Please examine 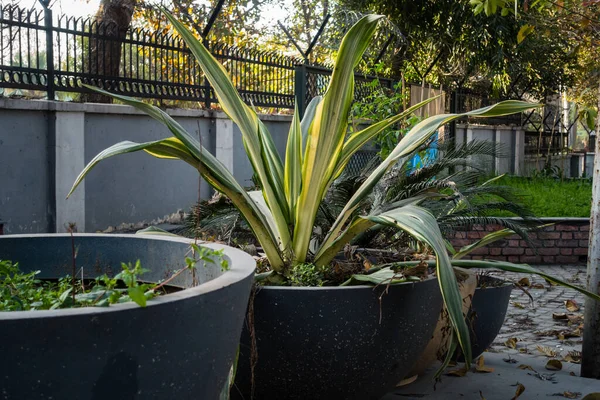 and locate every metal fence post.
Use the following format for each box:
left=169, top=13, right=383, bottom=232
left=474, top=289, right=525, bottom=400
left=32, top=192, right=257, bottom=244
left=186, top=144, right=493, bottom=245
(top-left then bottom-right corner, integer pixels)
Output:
left=449, top=89, right=459, bottom=141
left=43, top=6, right=55, bottom=101
left=294, top=64, right=307, bottom=118
left=203, top=38, right=212, bottom=109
